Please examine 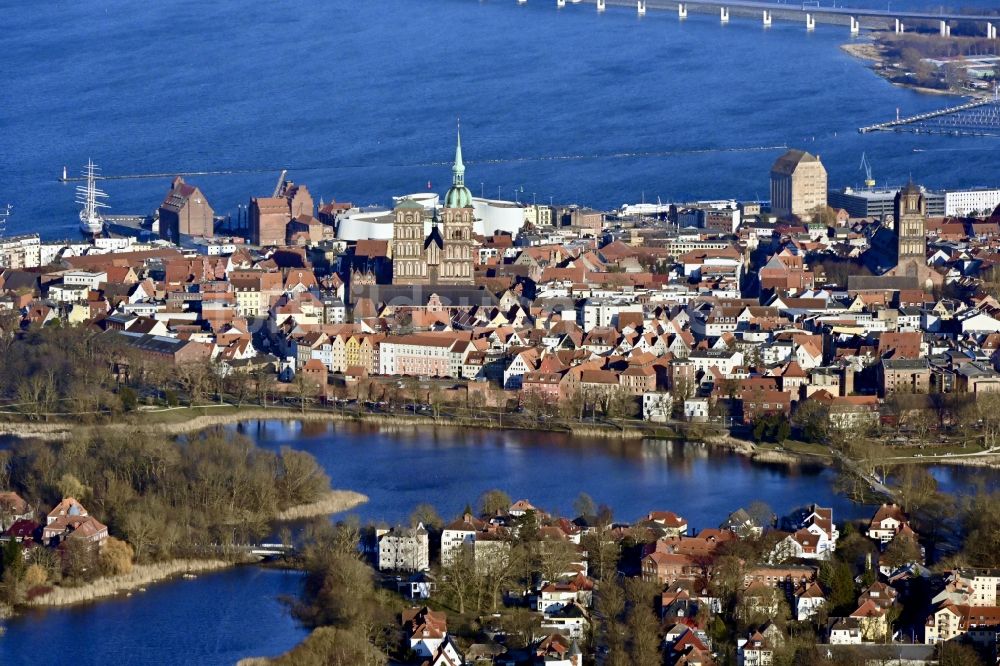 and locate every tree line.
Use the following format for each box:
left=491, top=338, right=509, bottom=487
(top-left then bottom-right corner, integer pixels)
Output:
left=0, top=429, right=330, bottom=603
